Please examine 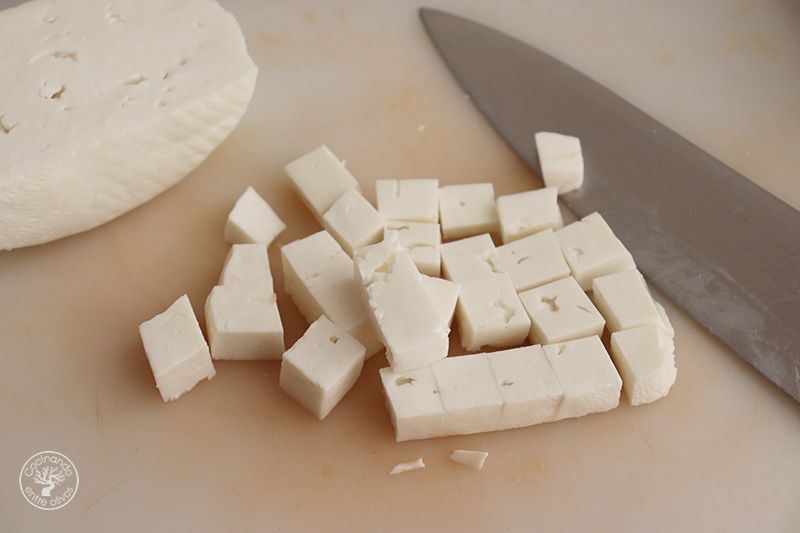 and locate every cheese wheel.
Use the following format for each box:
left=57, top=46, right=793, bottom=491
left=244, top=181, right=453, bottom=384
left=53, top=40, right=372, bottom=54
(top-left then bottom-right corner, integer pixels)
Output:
left=0, top=0, right=258, bottom=250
